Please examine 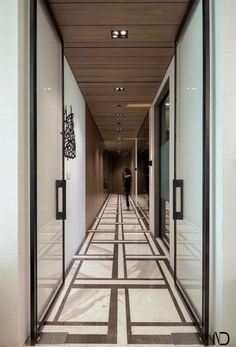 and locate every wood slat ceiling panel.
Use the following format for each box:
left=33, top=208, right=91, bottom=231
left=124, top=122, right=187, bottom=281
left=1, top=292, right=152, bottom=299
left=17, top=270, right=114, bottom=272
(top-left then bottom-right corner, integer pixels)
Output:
left=49, top=0, right=190, bottom=150
left=64, top=47, right=174, bottom=57
left=60, top=25, right=178, bottom=42
left=50, top=3, right=189, bottom=25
